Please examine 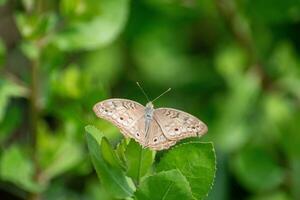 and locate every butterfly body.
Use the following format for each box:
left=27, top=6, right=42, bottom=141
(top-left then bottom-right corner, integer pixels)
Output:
left=144, top=102, right=154, bottom=145
left=93, top=98, right=207, bottom=151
